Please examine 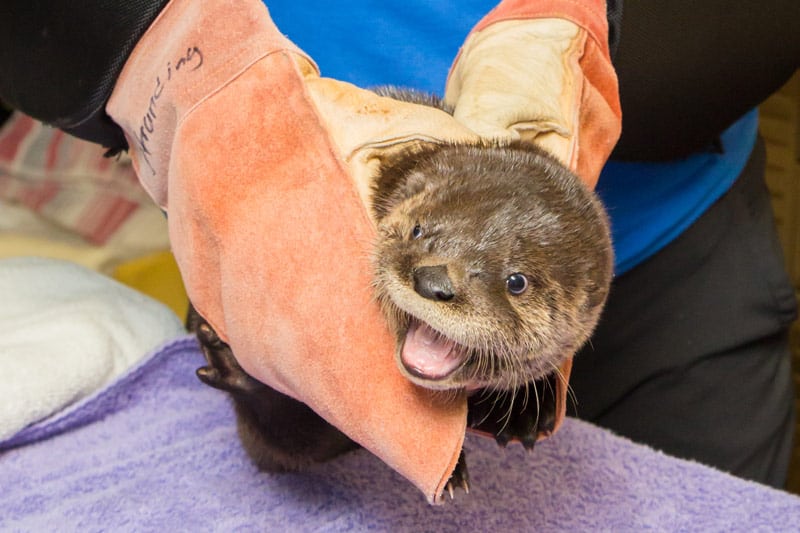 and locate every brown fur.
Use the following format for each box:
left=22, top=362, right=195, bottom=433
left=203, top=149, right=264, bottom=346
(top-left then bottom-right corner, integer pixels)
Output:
left=371, top=140, right=612, bottom=392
